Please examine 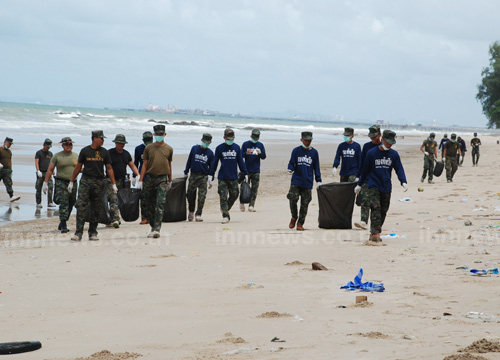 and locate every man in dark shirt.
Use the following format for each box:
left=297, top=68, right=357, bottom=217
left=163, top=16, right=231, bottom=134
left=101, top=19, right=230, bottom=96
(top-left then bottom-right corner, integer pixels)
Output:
left=470, top=132, right=481, bottom=166
left=438, top=134, right=449, bottom=158
left=420, top=132, right=438, bottom=184
left=35, top=138, right=55, bottom=209
left=69, top=130, right=117, bottom=241
left=107, top=134, right=140, bottom=228
left=0, top=137, right=20, bottom=202
left=443, top=133, right=462, bottom=183
left=458, top=136, right=467, bottom=166
left=133, top=131, right=153, bottom=224
left=240, top=129, right=266, bottom=212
